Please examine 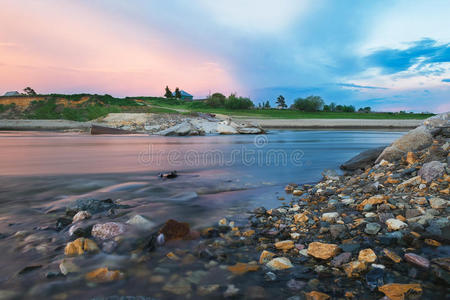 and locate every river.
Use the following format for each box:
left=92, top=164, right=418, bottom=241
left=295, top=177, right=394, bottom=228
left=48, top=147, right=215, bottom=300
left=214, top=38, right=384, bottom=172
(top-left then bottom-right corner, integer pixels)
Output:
left=0, top=130, right=404, bottom=299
